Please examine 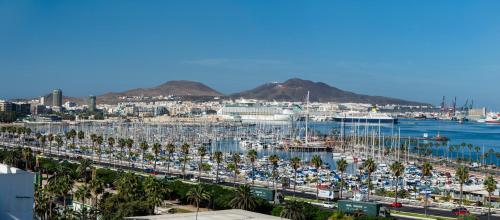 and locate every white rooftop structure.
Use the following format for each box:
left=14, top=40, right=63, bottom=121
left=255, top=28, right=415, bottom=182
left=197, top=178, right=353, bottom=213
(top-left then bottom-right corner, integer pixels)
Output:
left=0, top=163, right=35, bottom=220
left=126, top=209, right=286, bottom=220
